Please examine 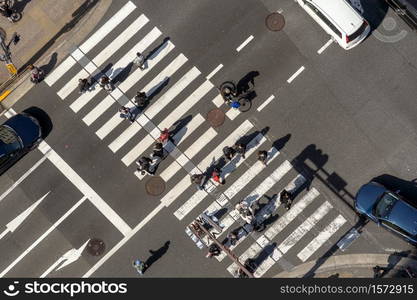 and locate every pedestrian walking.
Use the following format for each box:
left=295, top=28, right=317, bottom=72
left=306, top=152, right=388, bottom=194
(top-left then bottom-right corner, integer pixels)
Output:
left=235, top=201, right=254, bottom=224
left=223, top=146, right=236, bottom=161
left=136, top=156, right=152, bottom=175
left=280, top=189, right=293, bottom=210
left=257, top=150, right=268, bottom=166
left=190, top=173, right=205, bottom=190
left=211, top=167, right=225, bottom=185
left=29, top=65, right=44, bottom=83
left=235, top=143, right=246, bottom=158
left=158, top=128, right=172, bottom=144
left=98, top=75, right=112, bottom=91
left=152, top=142, right=164, bottom=158
left=132, top=259, right=148, bottom=275
left=134, top=91, right=148, bottom=108
left=119, top=106, right=135, bottom=123
left=133, top=52, right=146, bottom=70
left=78, top=78, right=91, bottom=93
left=227, top=231, right=238, bottom=246
left=206, top=243, right=221, bottom=258
left=148, top=152, right=162, bottom=175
